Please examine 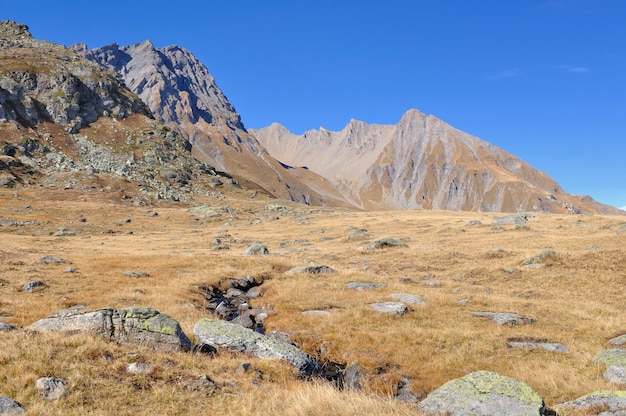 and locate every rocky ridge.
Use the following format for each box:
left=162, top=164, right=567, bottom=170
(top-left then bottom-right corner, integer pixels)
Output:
left=78, top=40, right=348, bottom=207
left=251, top=112, right=623, bottom=214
